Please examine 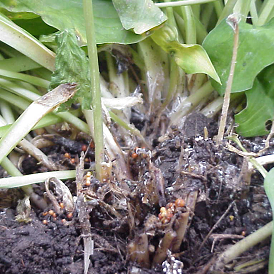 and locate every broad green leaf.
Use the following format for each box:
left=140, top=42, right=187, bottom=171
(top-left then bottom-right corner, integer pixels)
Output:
left=50, top=29, right=91, bottom=110
left=112, top=0, right=167, bottom=34
left=151, top=25, right=220, bottom=83
left=235, top=65, right=274, bottom=137
left=14, top=17, right=57, bottom=37
left=203, top=17, right=274, bottom=95
left=0, top=0, right=144, bottom=45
